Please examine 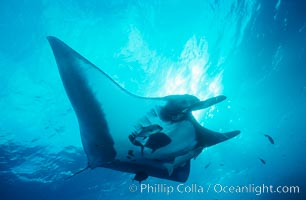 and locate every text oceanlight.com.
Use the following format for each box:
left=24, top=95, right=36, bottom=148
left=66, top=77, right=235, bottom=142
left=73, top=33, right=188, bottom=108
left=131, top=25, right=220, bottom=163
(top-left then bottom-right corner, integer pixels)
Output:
left=129, top=183, right=300, bottom=196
